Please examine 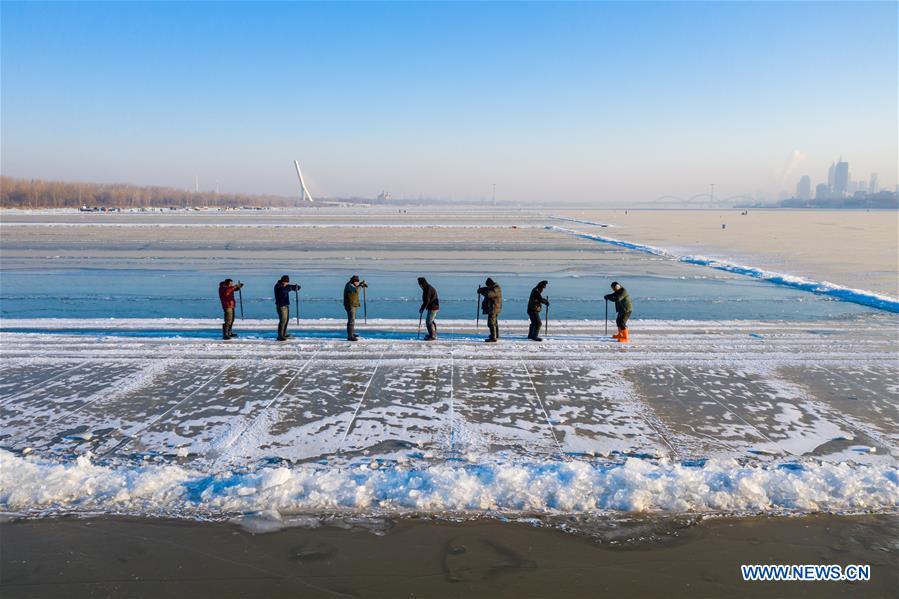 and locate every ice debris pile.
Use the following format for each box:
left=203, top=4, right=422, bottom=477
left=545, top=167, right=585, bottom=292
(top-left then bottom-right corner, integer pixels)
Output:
left=1, top=450, right=896, bottom=519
